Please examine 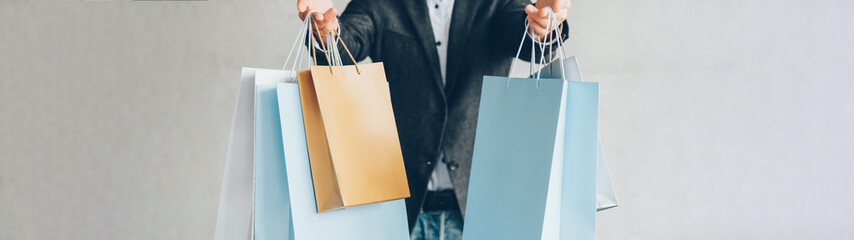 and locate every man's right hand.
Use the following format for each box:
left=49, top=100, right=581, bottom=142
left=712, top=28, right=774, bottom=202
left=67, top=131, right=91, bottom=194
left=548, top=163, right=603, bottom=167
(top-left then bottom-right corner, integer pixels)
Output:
left=297, top=0, right=339, bottom=44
